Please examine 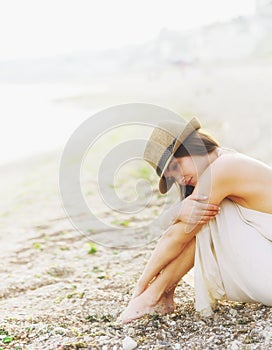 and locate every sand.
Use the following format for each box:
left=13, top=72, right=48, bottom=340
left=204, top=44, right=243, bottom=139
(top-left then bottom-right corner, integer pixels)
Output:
left=0, top=62, right=271, bottom=349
